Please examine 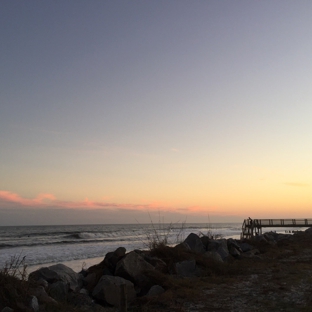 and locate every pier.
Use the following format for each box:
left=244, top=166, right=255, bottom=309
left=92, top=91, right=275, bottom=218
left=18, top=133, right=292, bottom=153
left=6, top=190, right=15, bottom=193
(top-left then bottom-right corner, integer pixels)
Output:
left=241, top=218, right=312, bottom=239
